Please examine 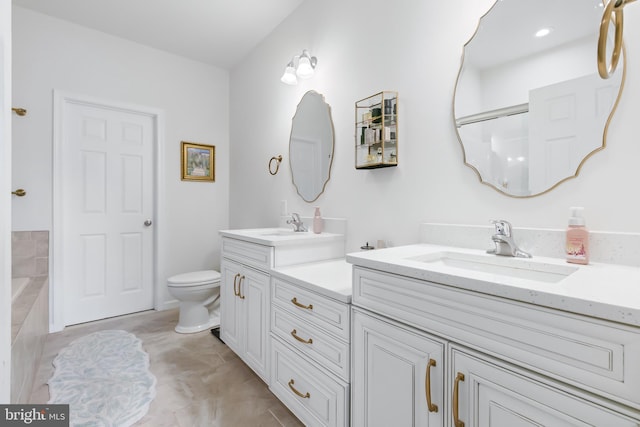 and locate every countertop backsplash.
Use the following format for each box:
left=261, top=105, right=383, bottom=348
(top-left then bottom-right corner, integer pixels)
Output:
left=419, top=223, right=640, bottom=268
